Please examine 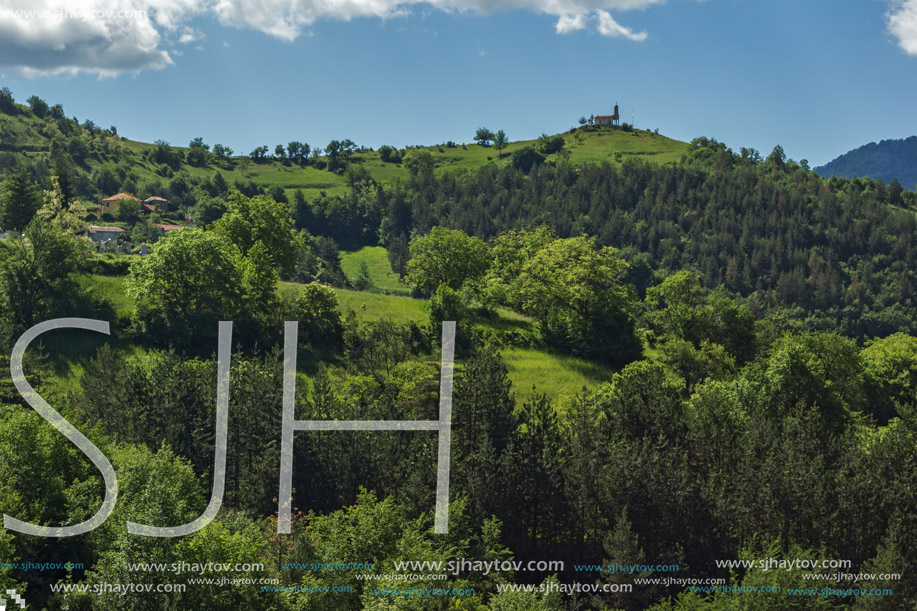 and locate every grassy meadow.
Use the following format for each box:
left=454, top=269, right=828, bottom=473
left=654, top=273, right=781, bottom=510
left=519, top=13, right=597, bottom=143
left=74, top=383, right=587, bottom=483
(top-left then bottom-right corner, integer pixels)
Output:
left=339, top=246, right=410, bottom=295
left=41, top=273, right=617, bottom=407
